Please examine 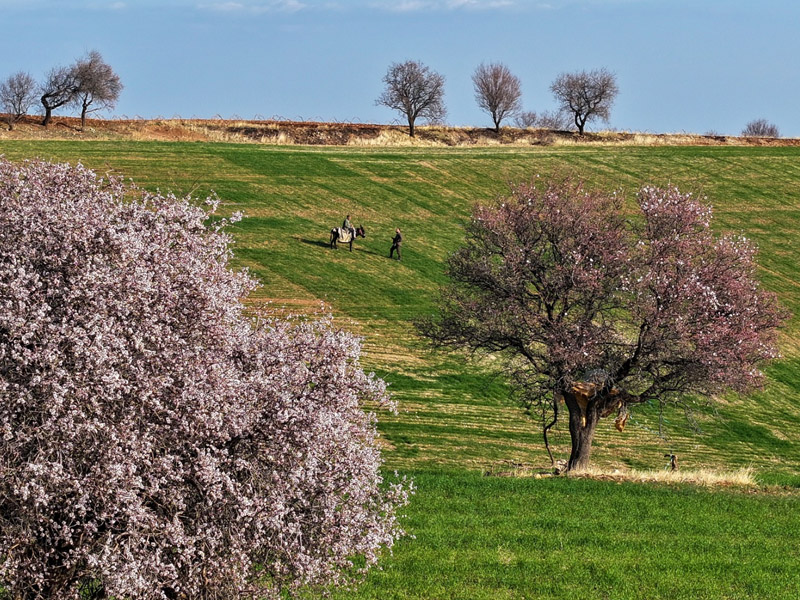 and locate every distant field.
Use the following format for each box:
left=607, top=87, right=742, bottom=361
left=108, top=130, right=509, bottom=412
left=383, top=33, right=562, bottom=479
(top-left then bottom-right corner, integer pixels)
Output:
left=2, top=140, right=799, bottom=597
